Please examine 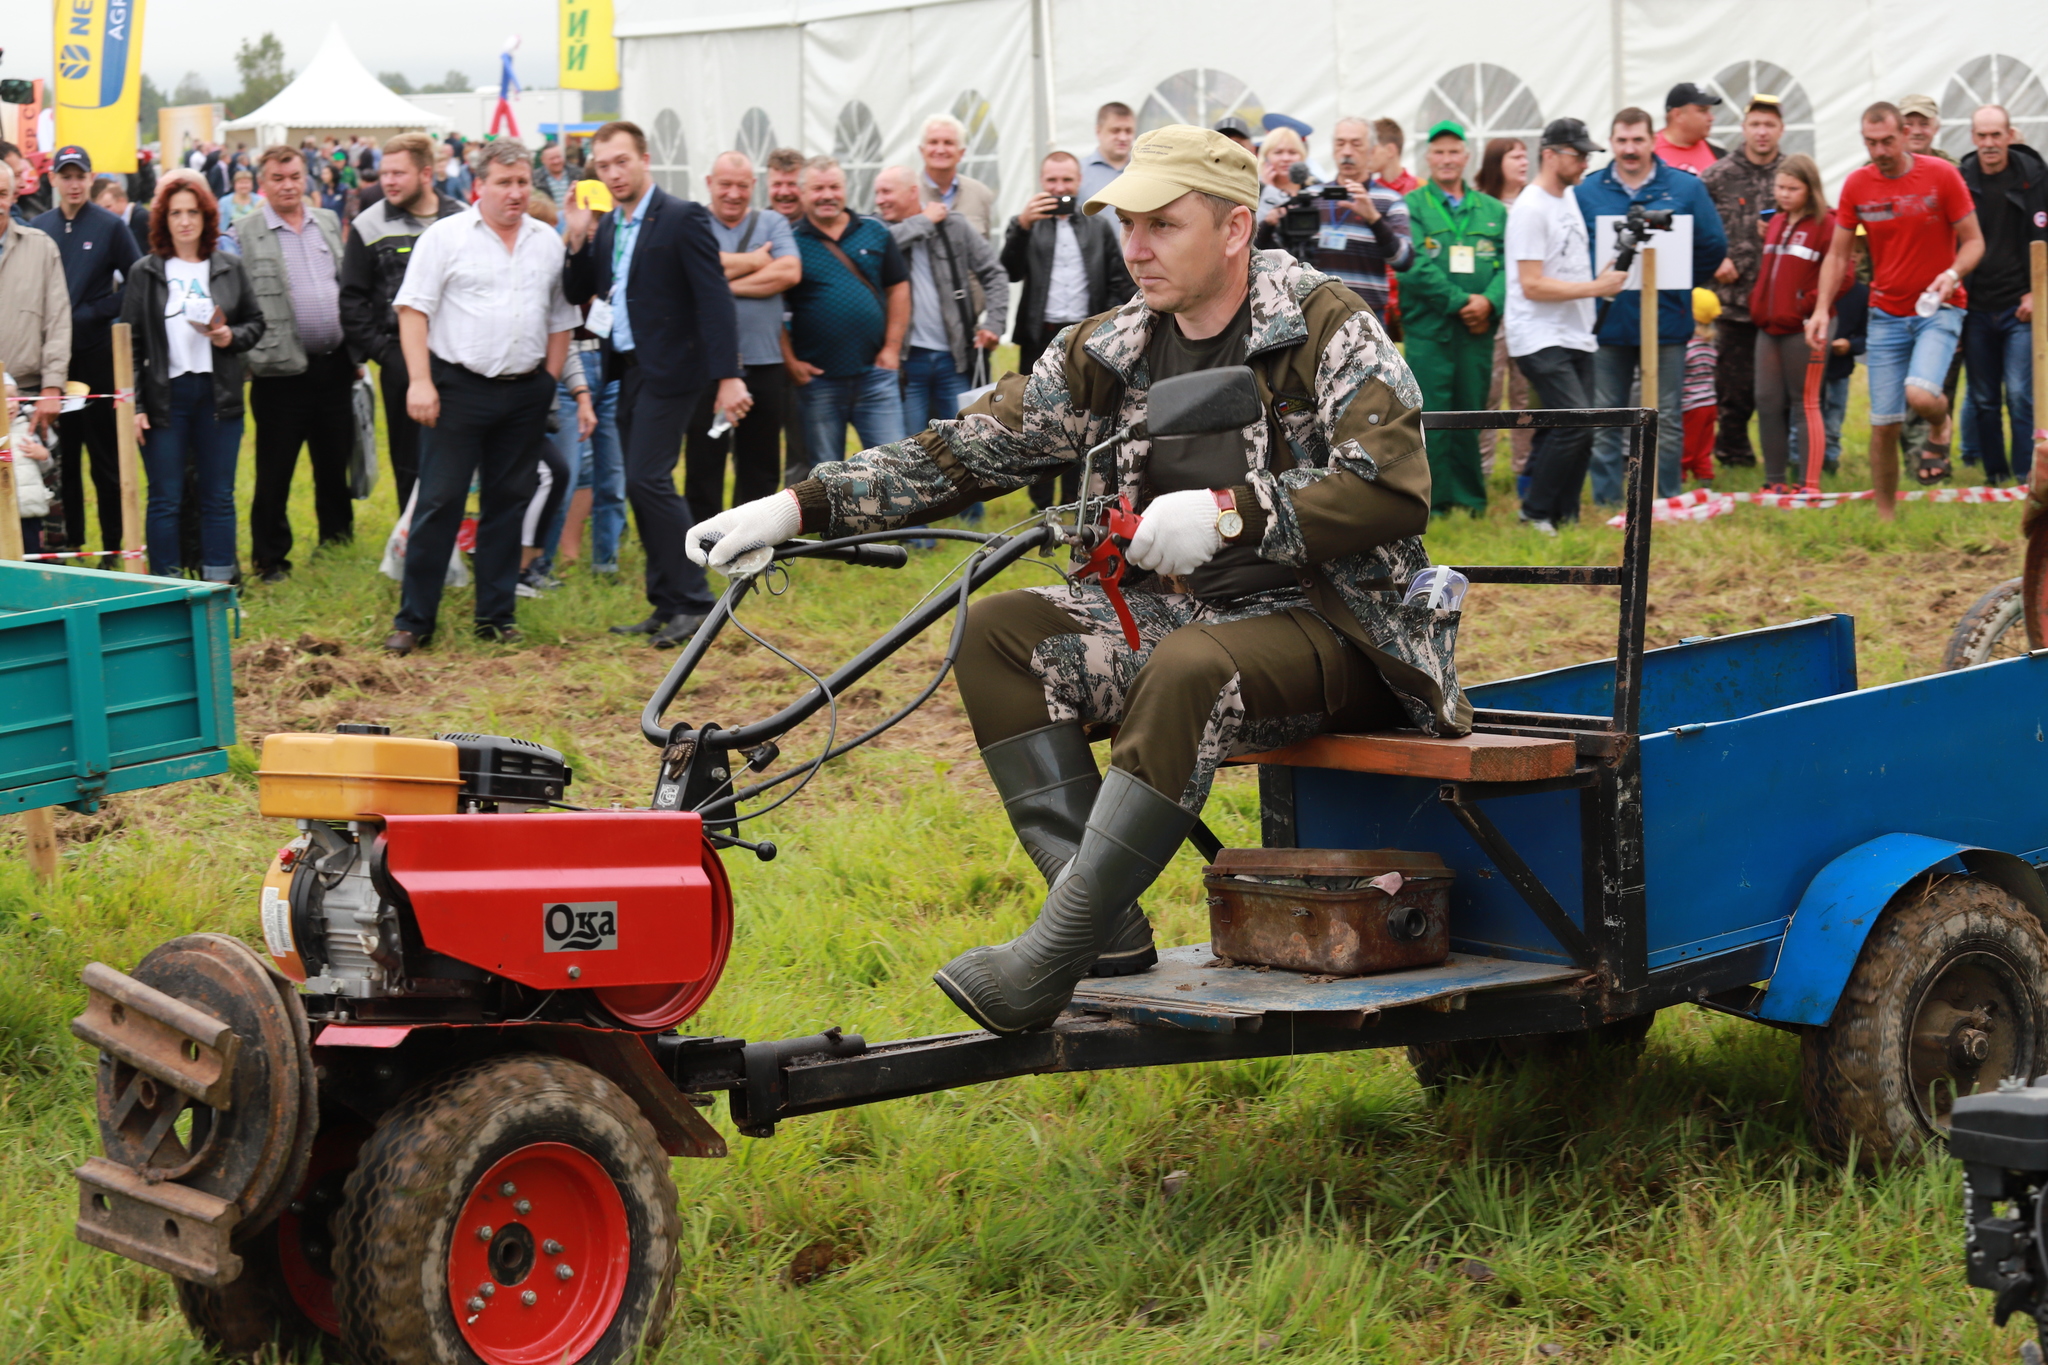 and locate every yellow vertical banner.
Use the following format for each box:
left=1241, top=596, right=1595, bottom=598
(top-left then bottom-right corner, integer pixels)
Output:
left=559, top=0, right=618, bottom=92
left=52, top=0, right=147, bottom=173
